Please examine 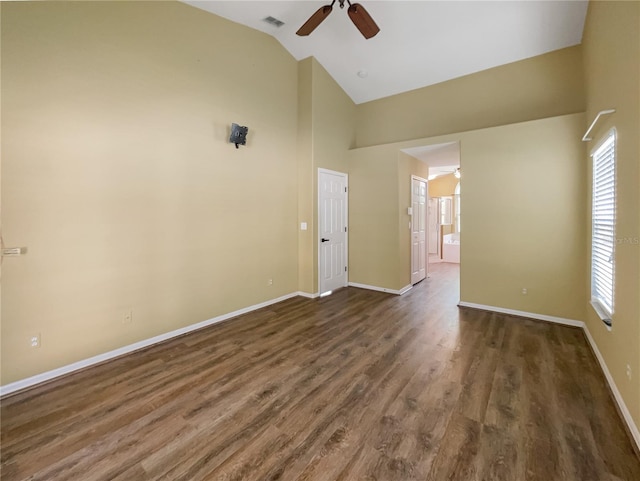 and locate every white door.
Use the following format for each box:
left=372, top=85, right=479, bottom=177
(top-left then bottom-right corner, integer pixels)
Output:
left=428, top=197, right=439, bottom=255
left=318, top=169, right=348, bottom=295
left=411, top=177, right=427, bottom=284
